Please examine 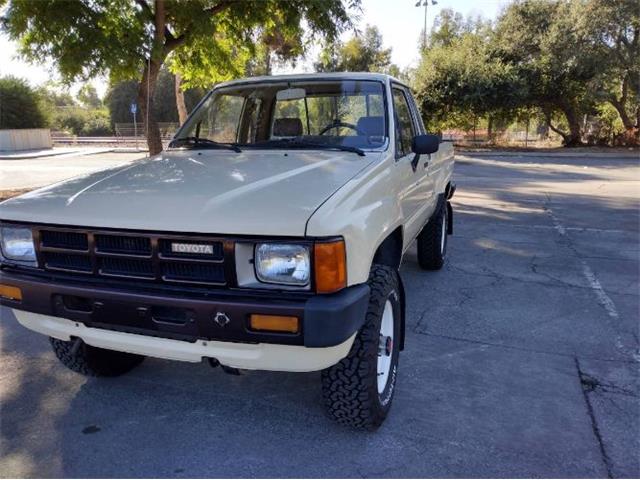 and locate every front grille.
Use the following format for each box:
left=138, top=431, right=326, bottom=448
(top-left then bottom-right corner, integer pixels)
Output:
left=99, top=257, right=155, bottom=278
left=43, top=251, right=92, bottom=272
left=35, top=227, right=228, bottom=286
left=158, top=239, right=223, bottom=260
left=41, top=230, right=88, bottom=250
left=162, top=262, right=225, bottom=284
left=96, top=235, right=151, bottom=256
